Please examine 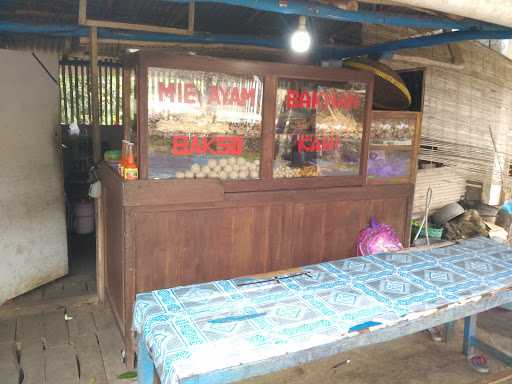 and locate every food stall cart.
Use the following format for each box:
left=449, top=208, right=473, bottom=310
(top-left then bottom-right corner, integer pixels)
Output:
left=98, top=52, right=422, bottom=354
